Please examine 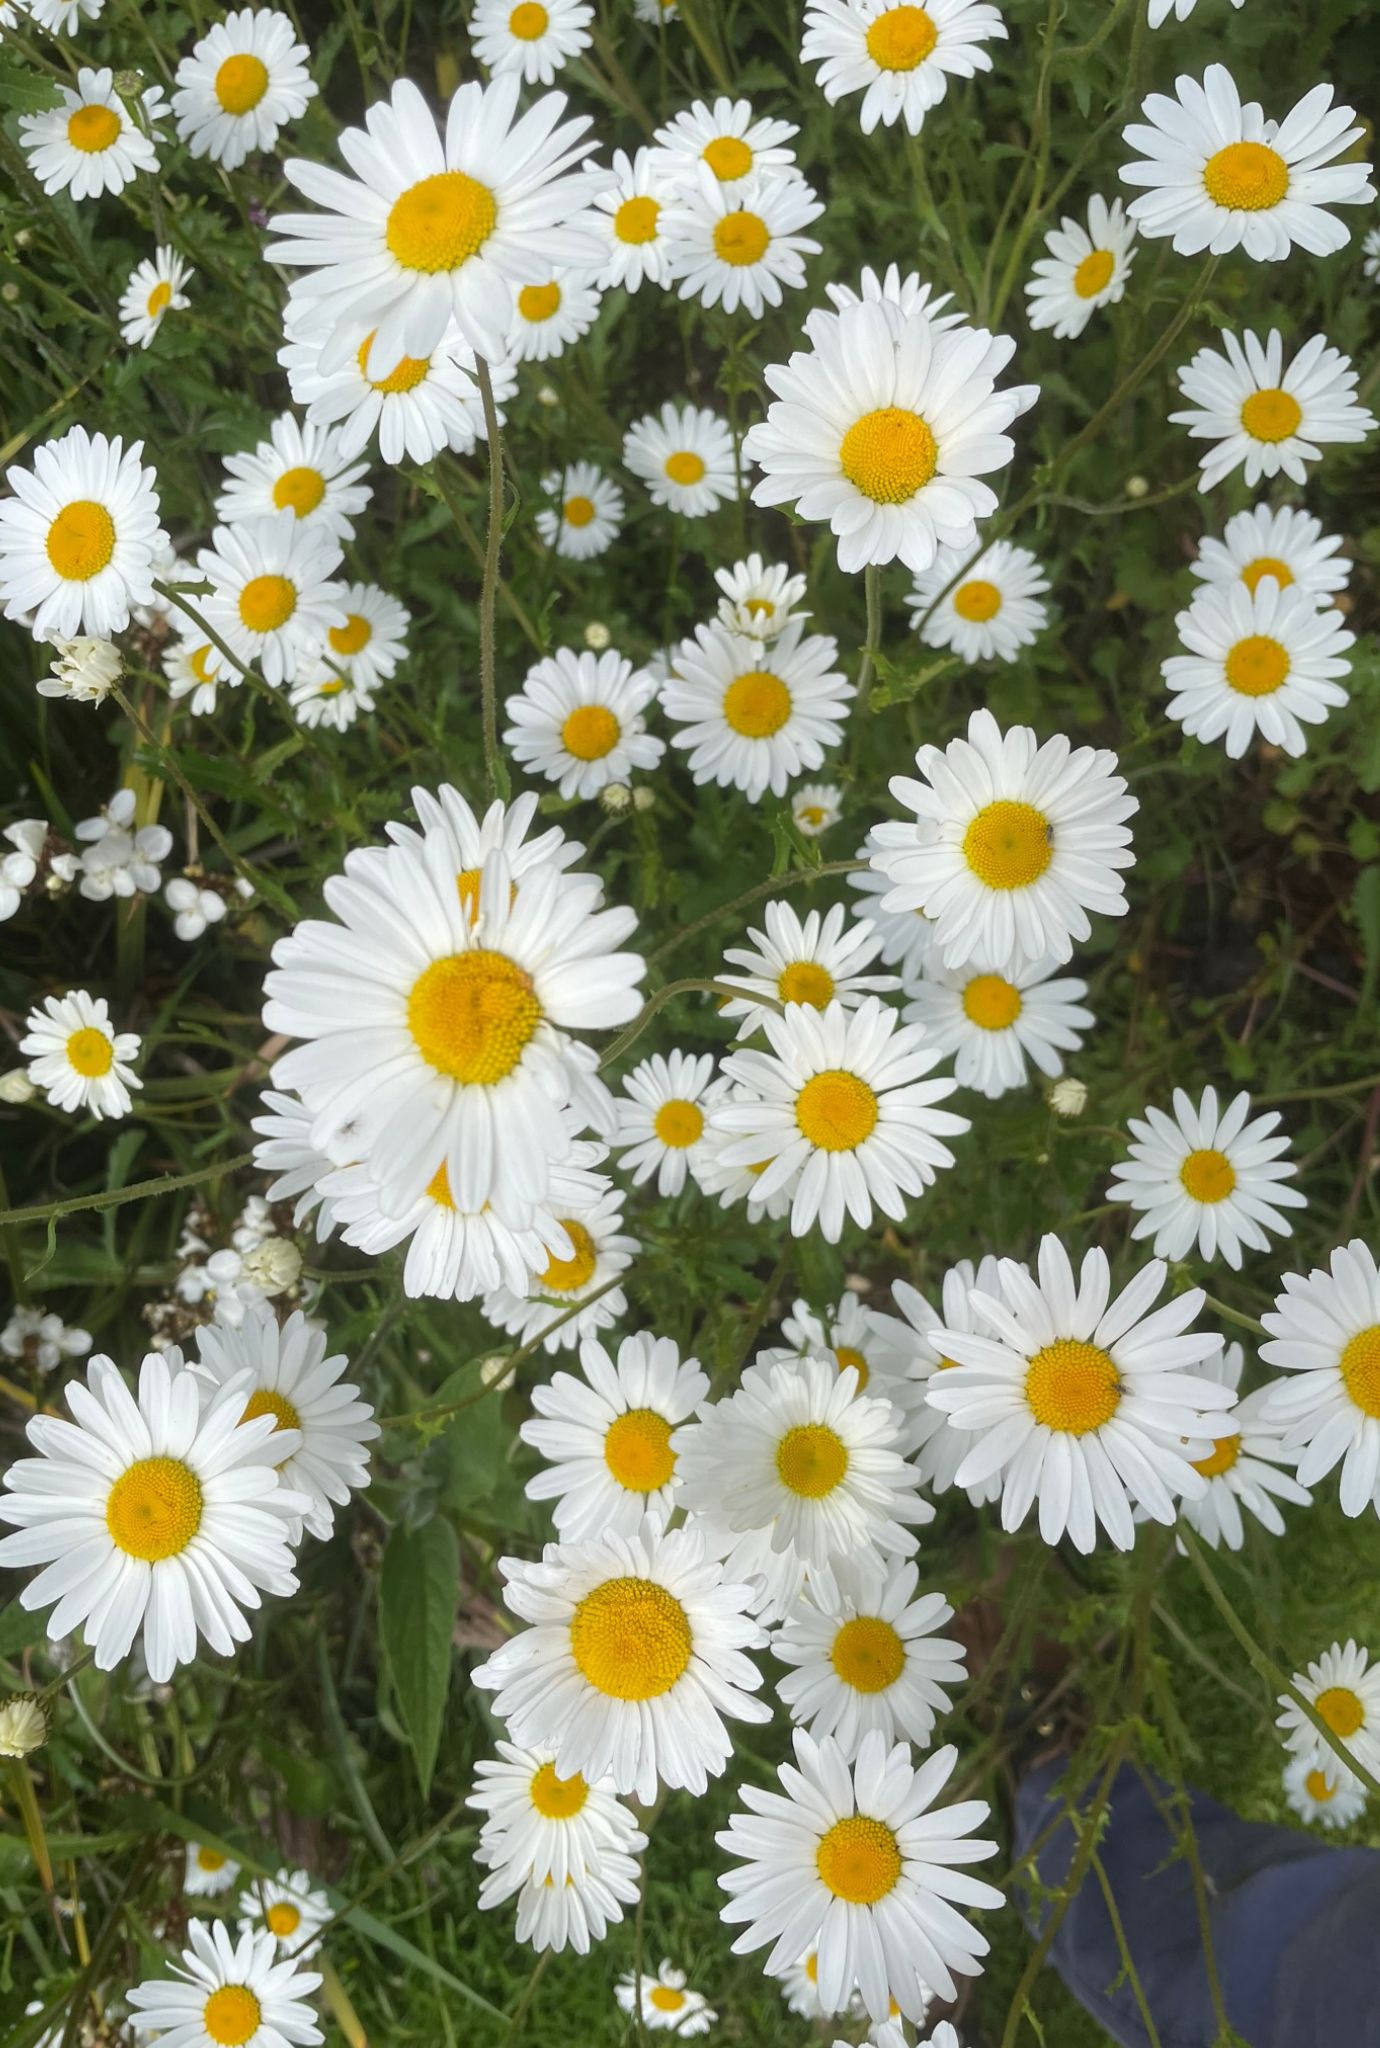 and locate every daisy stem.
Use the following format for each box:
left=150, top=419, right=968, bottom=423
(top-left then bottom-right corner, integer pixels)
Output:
left=854, top=561, right=883, bottom=729
left=7, top=1761, right=54, bottom=1896
left=112, top=0, right=176, bottom=85
left=430, top=463, right=542, bottom=651
left=475, top=357, right=509, bottom=807
left=1202, top=1294, right=1267, bottom=1339
left=584, top=32, right=655, bottom=135
left=1088, top=1848, right=1164, bottom=2048
left=596, top=977, right=782, bottom=1072
left=675, top=0, right=734, bottom=94
left=0, top=1151, right=253, bottom=1233
left=646, top=859, right=866, bottom=967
